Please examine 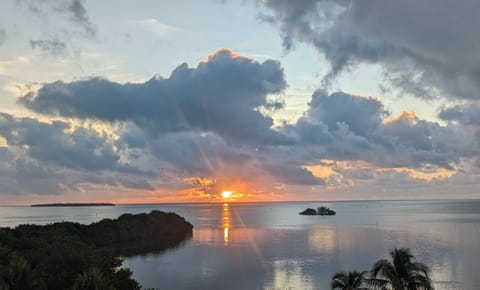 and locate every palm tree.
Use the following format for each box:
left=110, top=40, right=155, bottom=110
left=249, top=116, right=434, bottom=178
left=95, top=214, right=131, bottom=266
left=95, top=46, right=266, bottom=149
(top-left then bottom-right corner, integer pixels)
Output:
left=369, top=248, right=433, bottom=290
left=331, top=270, right=369, bottom=290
